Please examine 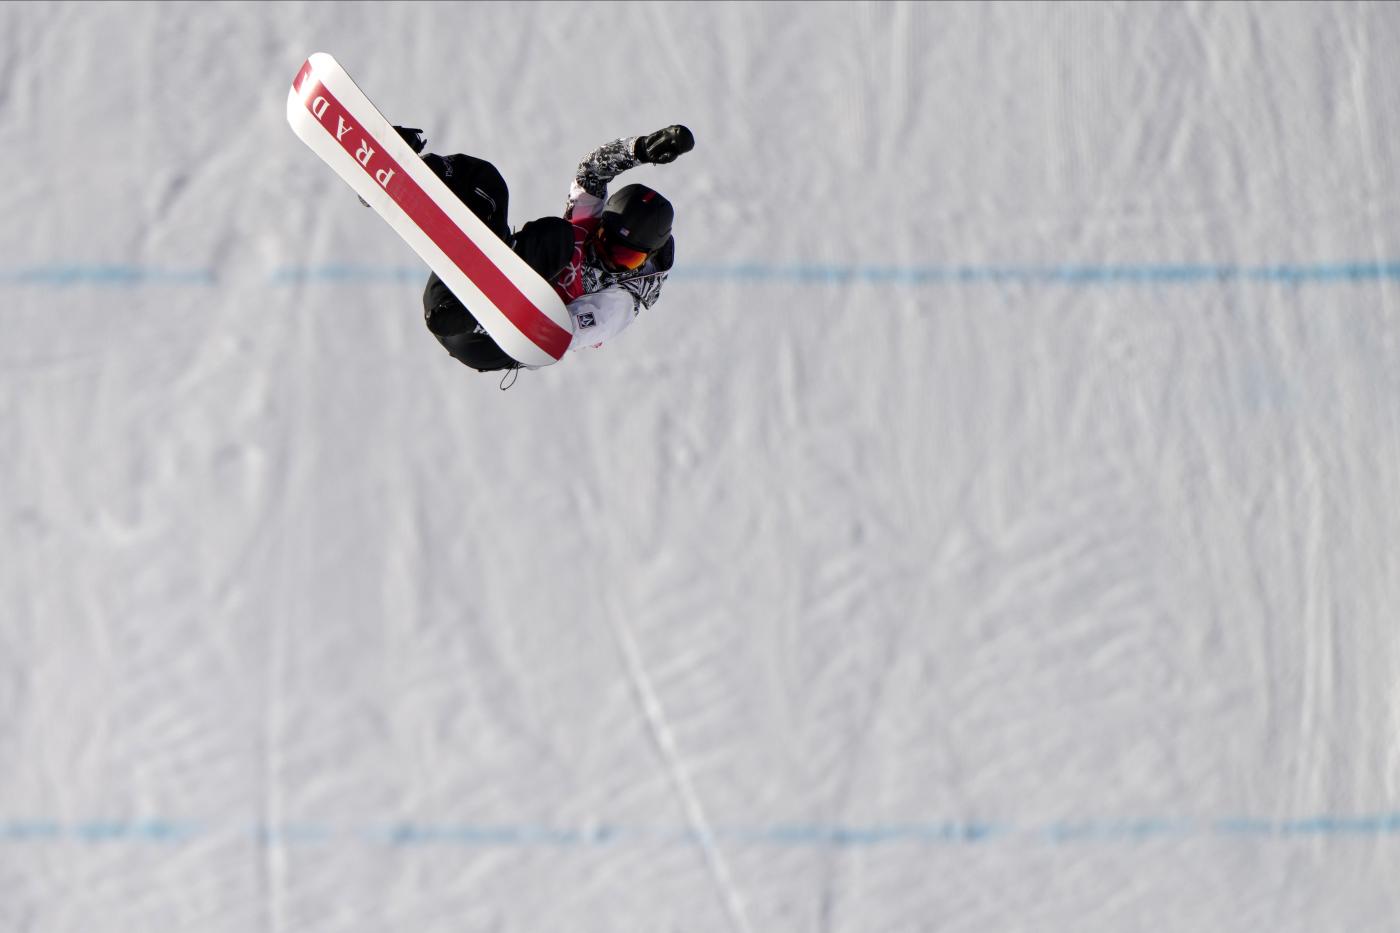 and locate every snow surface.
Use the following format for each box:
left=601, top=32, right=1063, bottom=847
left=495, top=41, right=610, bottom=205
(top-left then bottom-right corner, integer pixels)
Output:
left=3, top=1, right=1400, bottom=930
